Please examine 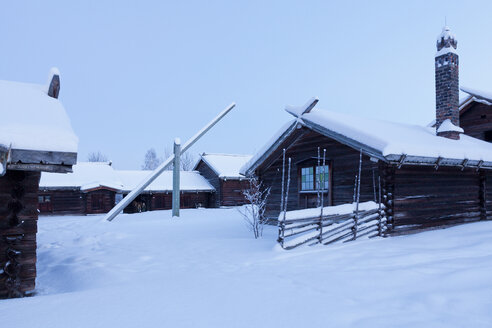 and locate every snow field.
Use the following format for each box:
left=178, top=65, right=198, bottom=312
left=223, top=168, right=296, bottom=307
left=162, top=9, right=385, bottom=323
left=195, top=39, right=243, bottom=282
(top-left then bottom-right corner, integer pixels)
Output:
left=1, top=208, right=492, bottom=327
